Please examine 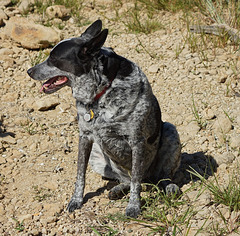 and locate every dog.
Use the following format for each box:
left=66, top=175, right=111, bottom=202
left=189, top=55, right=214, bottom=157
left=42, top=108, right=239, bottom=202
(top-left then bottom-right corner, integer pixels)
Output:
left=27, top=20, right=181, bottom=218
